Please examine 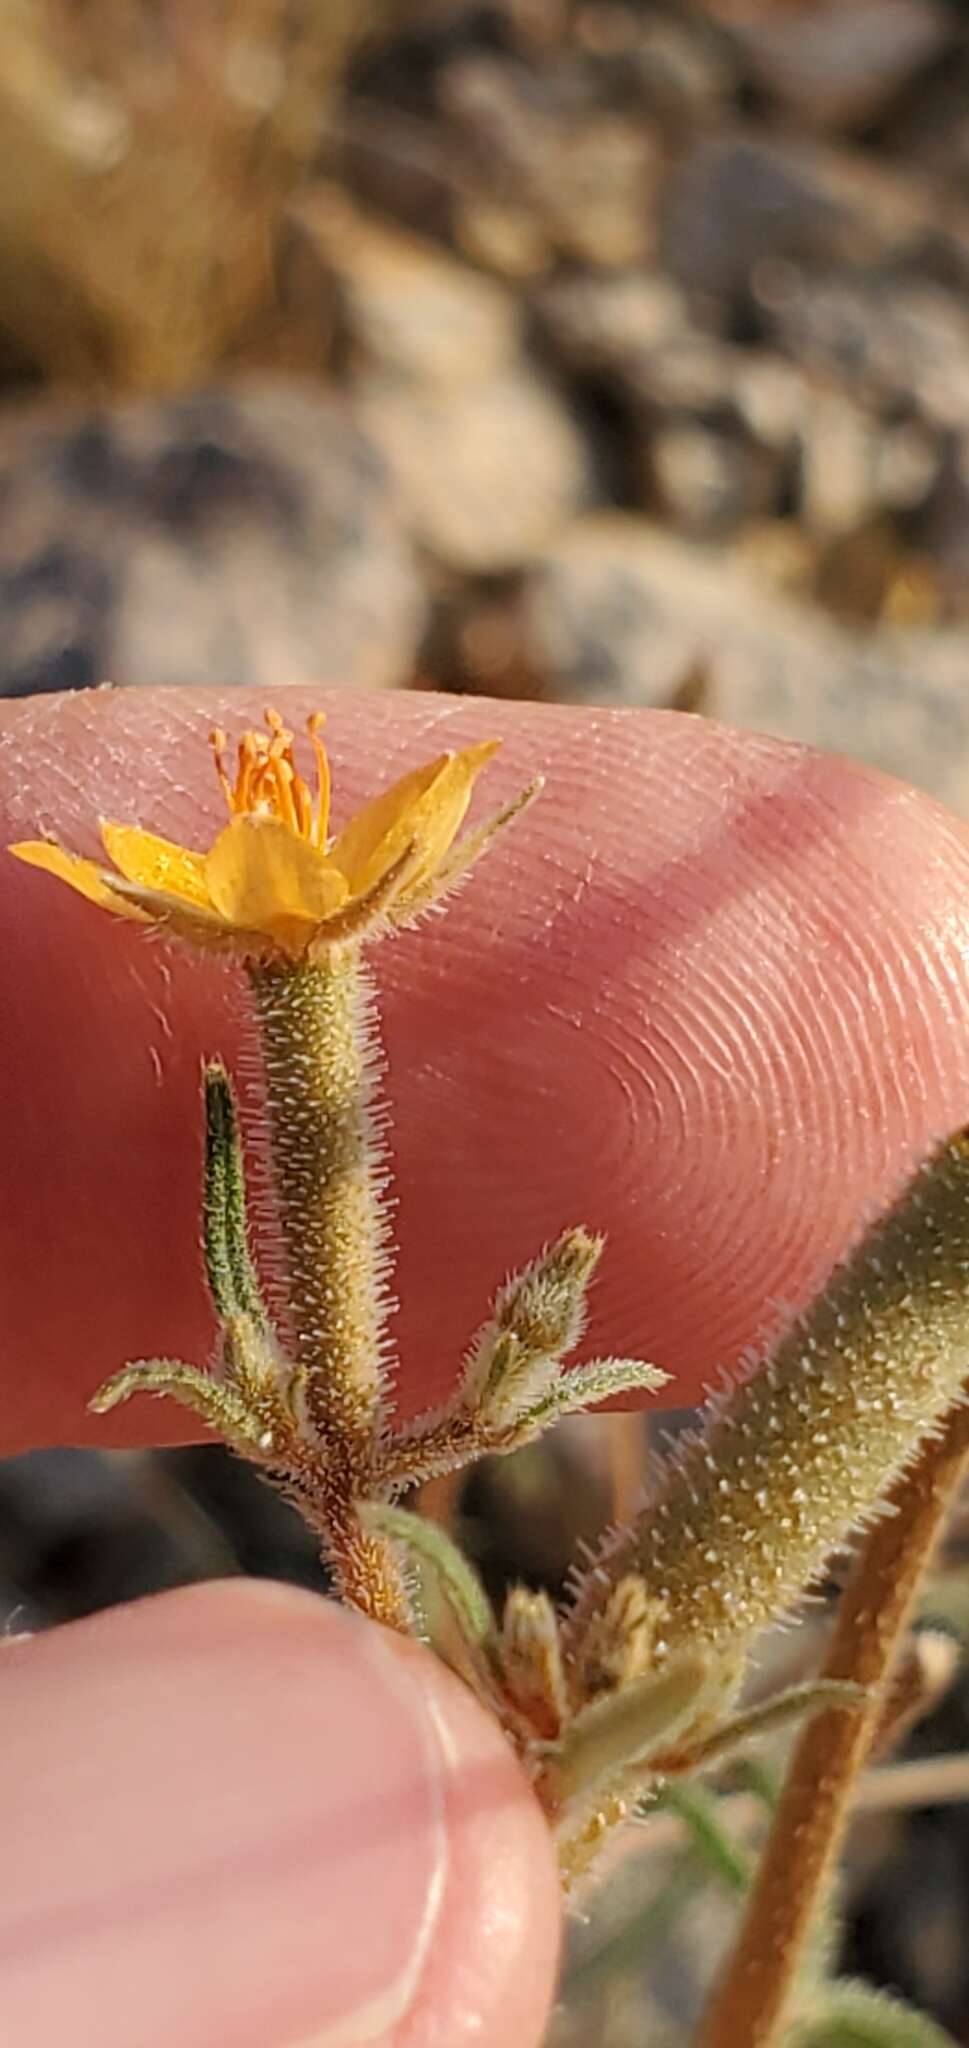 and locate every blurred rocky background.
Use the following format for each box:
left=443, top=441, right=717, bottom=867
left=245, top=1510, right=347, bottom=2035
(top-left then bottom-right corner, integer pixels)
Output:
left=4, top=3, right=969, bottom=2043
left=5, top=0, right=969, bottom=804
